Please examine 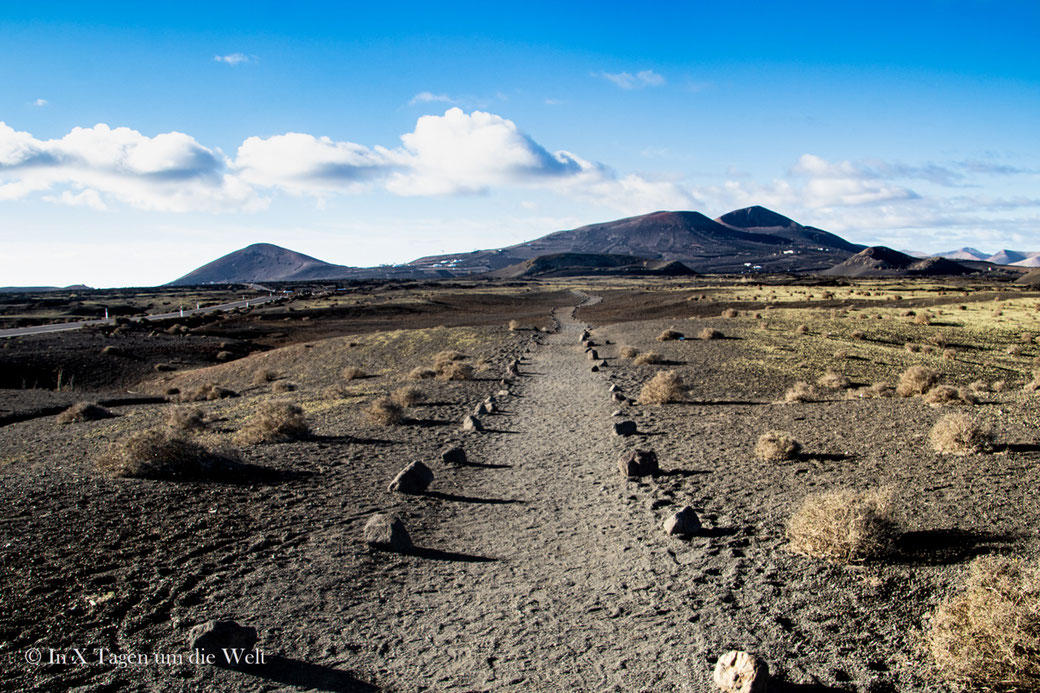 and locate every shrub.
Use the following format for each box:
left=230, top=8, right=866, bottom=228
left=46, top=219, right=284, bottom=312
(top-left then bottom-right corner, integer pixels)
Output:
left=721, top=308, right=739, bottom=318
left=56, top=402, right=113, bottom=424
left=896, top=365, right=940, bottom=397
left=390, top=386, right=423, bottom=407
left=167, top=407, right=207, bottom=432
left=637, top=371, right=686, bottom=405
left=787, top=488, right=899, bottom=564
left=905, top=343, right=921, bottom=353
left=1024, top=372, right=1040, bottom=392
left=833, top=350, right=848, bottom=360
left=508, top=319, right=521, bottom=331
left=817, top=369, right=851, bottom=390
left=633, top=351, right=664, bottom=365
left=341, top=366, right=366, bottom=380
left=363, top=396, right=404, bottom=425
left=619, top=345, right=640, bottom=359
left=930, top=413, right=994, bottom=455
left=754, top=431, right=801, bottom=461
left=1007, top=345, right=1024, bottom=356
left=942, top=348, right=956, bottom=360
left=177, top=384, right=237, bottom=402
left=923, top=385, right=977, bottom=407
left=698, top=328, right=723, bottom=340
left=436, top=361, right=474, bottom=381
left=233, top=401, right=309, bottom=445
left=928, top=555, right=1040, bottom=690
left=783, top=381, right=814, bottom=403
left=914, top=312, right=933, bottom=325
left=252, top=369, right=277, bottom=385
left=657, top=329, right=683, bottom=341
left=794, top=324, right=809, bottom=335
left=215, top=350, right=234, bottom=362
left=97, top=429, right=235, bottom=479
left=861, top=381, right=894, bottom=398
left=993, top=380, right=1008, bottom=392
left=969, top=379, right=991, bottom=393
left=408, top=366, right=437, bottom=380
left=433, top=350, right=468, bottom=366
left=272, top=381, right=295, bottom=393
left=850, top=330, right=866, bottom=340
